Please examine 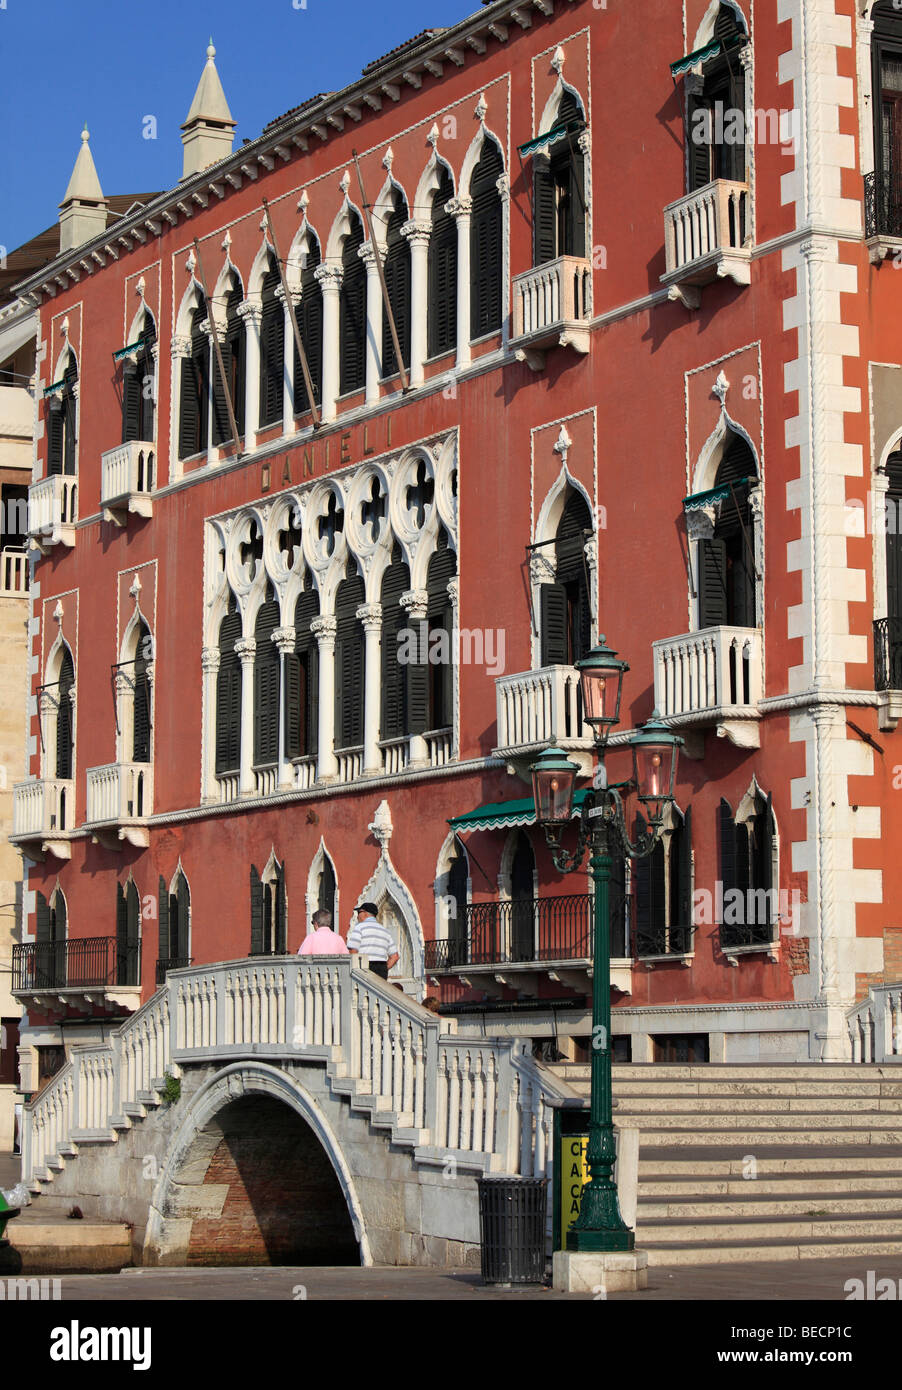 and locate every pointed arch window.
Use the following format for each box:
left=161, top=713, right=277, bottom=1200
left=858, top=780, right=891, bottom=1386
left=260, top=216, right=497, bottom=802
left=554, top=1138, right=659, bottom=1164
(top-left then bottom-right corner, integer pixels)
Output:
left=56, top=646, right=75, bottom=781
left=179, top=299, right=209, bottom=460
left=285, top=579, right=320, bottom=761
left=509, top=831, right=536, bottom=962
left=340, top=211, right=366, bottom=395
left=253, top=585, right=281, bottom=769
left=540, top=490, right=593, bottom=667
left=157, top=870, right=191, bottom=983
left=695, top=430, right=758, bottom=630
left=446, top=842, right=469, bottom=967
left=215, top=594, right=241, bottom=776
left=470, top=138, right=504, bottom=339
left=719, top=792, right=776, bottom=949
left=122, top=311, right=156, bottom=444
left=382, top=189, right=412, bottom=378
left=259, top=255, right=285, bottom=428
left=428, top=168, right=457, bottom=358
left=116, top=879, right=141, bottom=986
left=47, top=352, right=78, bottom=477
left=317, top=852, right=336, bottom=920
left=534, top=89, right=586, bottom=265
left=427, top=530, right=456, bottom=732
left=35, top=887, right=67, bottom=988
left=687, top=4, right=748, bottom=192
left=250, top=857, right=286, bottom=956
left=293, top=237, right=323, bottom=416
left=634, top=806, right=693, bottom=957
left=213, top=276, right=245, bottom=445
left=335, top=560, right=365, bottom=750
